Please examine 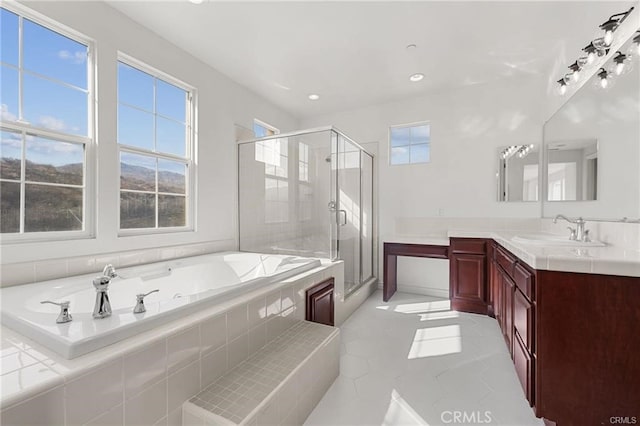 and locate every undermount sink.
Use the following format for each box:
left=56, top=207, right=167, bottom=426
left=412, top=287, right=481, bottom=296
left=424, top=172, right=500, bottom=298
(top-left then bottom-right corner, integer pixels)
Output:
left=512, top=234, right=606, bottom=247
